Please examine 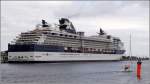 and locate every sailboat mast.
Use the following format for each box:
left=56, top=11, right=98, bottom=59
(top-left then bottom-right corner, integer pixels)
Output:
left=129, top=34, right=132, bottom=57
